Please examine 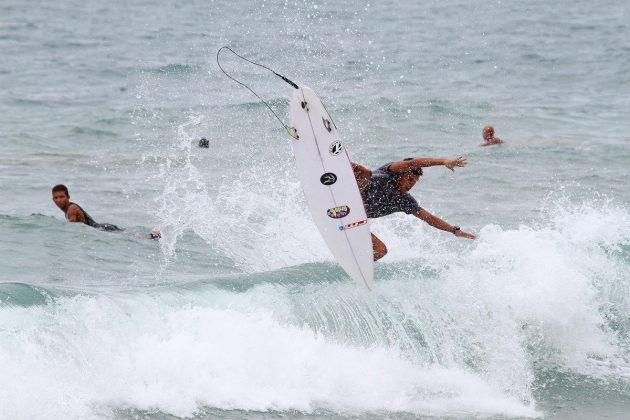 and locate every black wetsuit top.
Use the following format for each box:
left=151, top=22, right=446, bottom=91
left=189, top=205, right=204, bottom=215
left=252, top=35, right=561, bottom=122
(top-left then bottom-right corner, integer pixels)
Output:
left=68, top=202, right=122, bottom=232
left=361, top=163, right=422, bottom=218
